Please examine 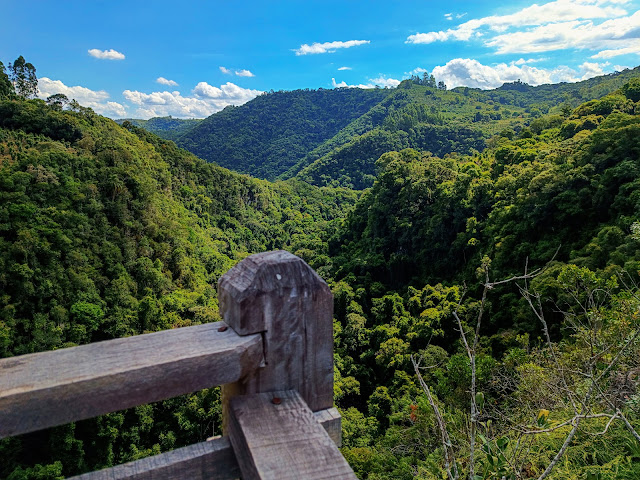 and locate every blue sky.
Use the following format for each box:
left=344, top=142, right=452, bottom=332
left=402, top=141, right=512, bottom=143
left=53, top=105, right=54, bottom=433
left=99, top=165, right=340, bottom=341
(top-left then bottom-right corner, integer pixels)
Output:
left=2, top=0, right=639, bottom=118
